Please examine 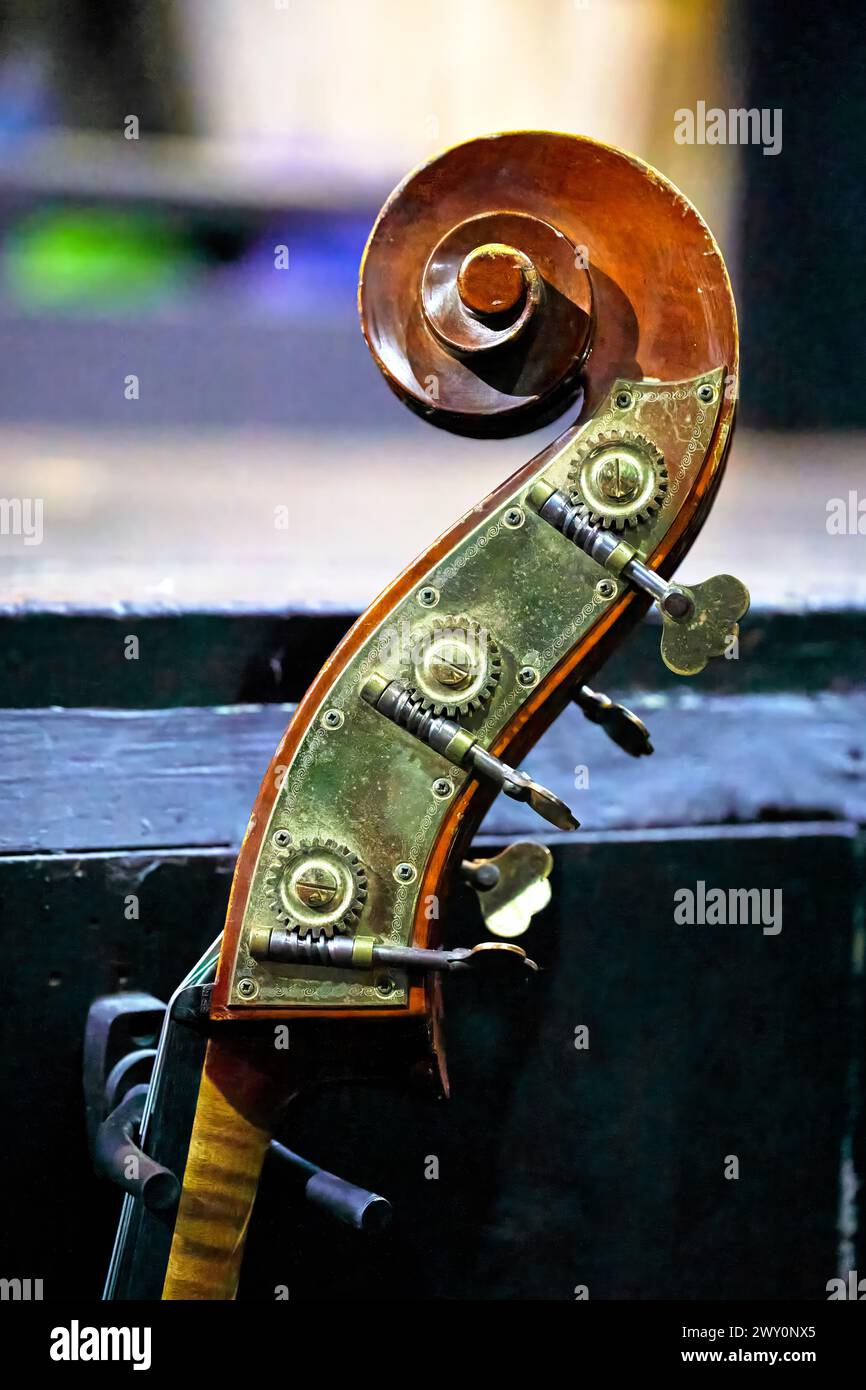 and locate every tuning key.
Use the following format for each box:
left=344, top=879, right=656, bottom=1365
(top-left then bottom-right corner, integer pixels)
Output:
left=468, top=744, right=579, bottom=830
left=361, top=674, right=580, bottom=832
left=461, top=842, right=553, bottom=938
left=573, top=684, right=653, bottom=756
left=251, top=928, right=539, bottom=975
left=657, top=574, right=750, bottom=676
left=529, top=480, right=749, bottom=675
